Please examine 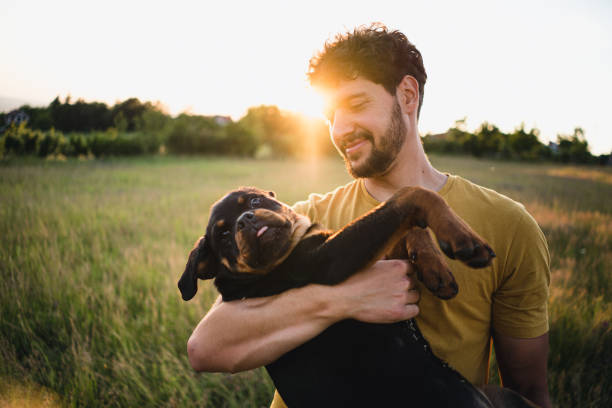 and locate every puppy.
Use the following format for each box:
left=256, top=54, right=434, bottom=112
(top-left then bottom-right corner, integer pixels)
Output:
left=179, top=187, right=537, bottom=408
